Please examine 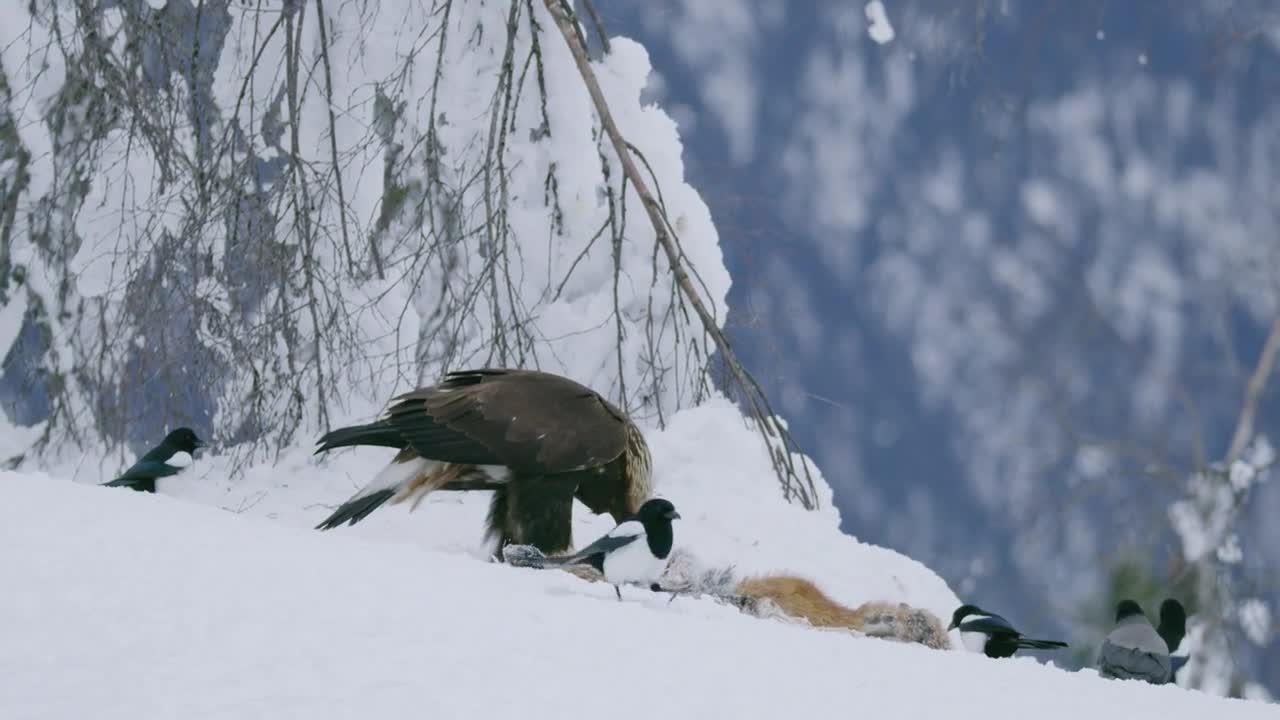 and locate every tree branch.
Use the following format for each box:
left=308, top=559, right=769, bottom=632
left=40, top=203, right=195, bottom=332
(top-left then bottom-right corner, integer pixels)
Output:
left=1226, top=315, right=1280, bottom=463
left=542, top=0, right=820, bottom=508
left=581, top=0, right=611, bottom=55
left=315, top=0, right=371, bottom=278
